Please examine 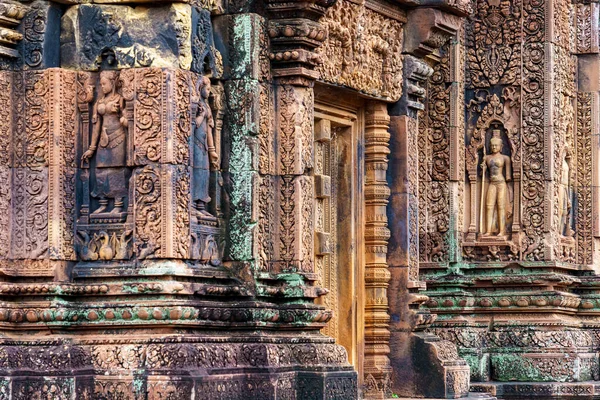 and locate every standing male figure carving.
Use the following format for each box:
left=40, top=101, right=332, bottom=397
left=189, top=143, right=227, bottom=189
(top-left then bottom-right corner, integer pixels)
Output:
left=481, top=129, right=512, bottom=237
